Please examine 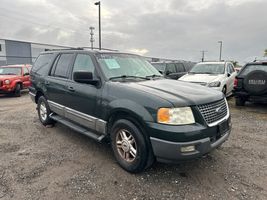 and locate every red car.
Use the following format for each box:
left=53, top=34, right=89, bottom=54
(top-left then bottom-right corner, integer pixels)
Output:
left=0, top=64, right=31, bottom=97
